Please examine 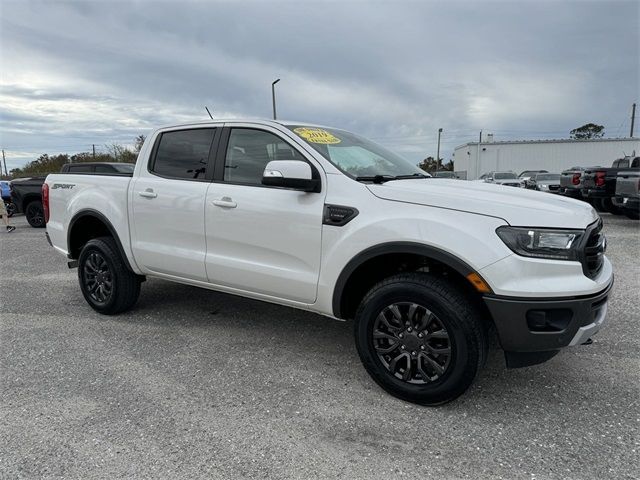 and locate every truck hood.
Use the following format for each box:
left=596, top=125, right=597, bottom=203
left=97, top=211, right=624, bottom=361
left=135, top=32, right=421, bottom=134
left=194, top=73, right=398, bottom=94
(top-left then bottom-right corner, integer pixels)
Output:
left=367, top=179, right=598, bottom=229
